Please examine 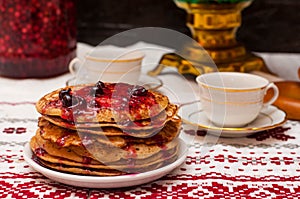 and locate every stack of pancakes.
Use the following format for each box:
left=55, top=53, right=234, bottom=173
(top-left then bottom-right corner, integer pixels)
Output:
left=30, top=82, right=181, bottom=176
